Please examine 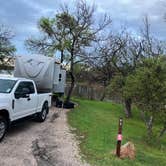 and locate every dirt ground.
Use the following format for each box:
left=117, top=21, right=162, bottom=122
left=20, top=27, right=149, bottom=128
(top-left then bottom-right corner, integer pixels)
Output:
left=0, top=108, right=90, bottom=166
